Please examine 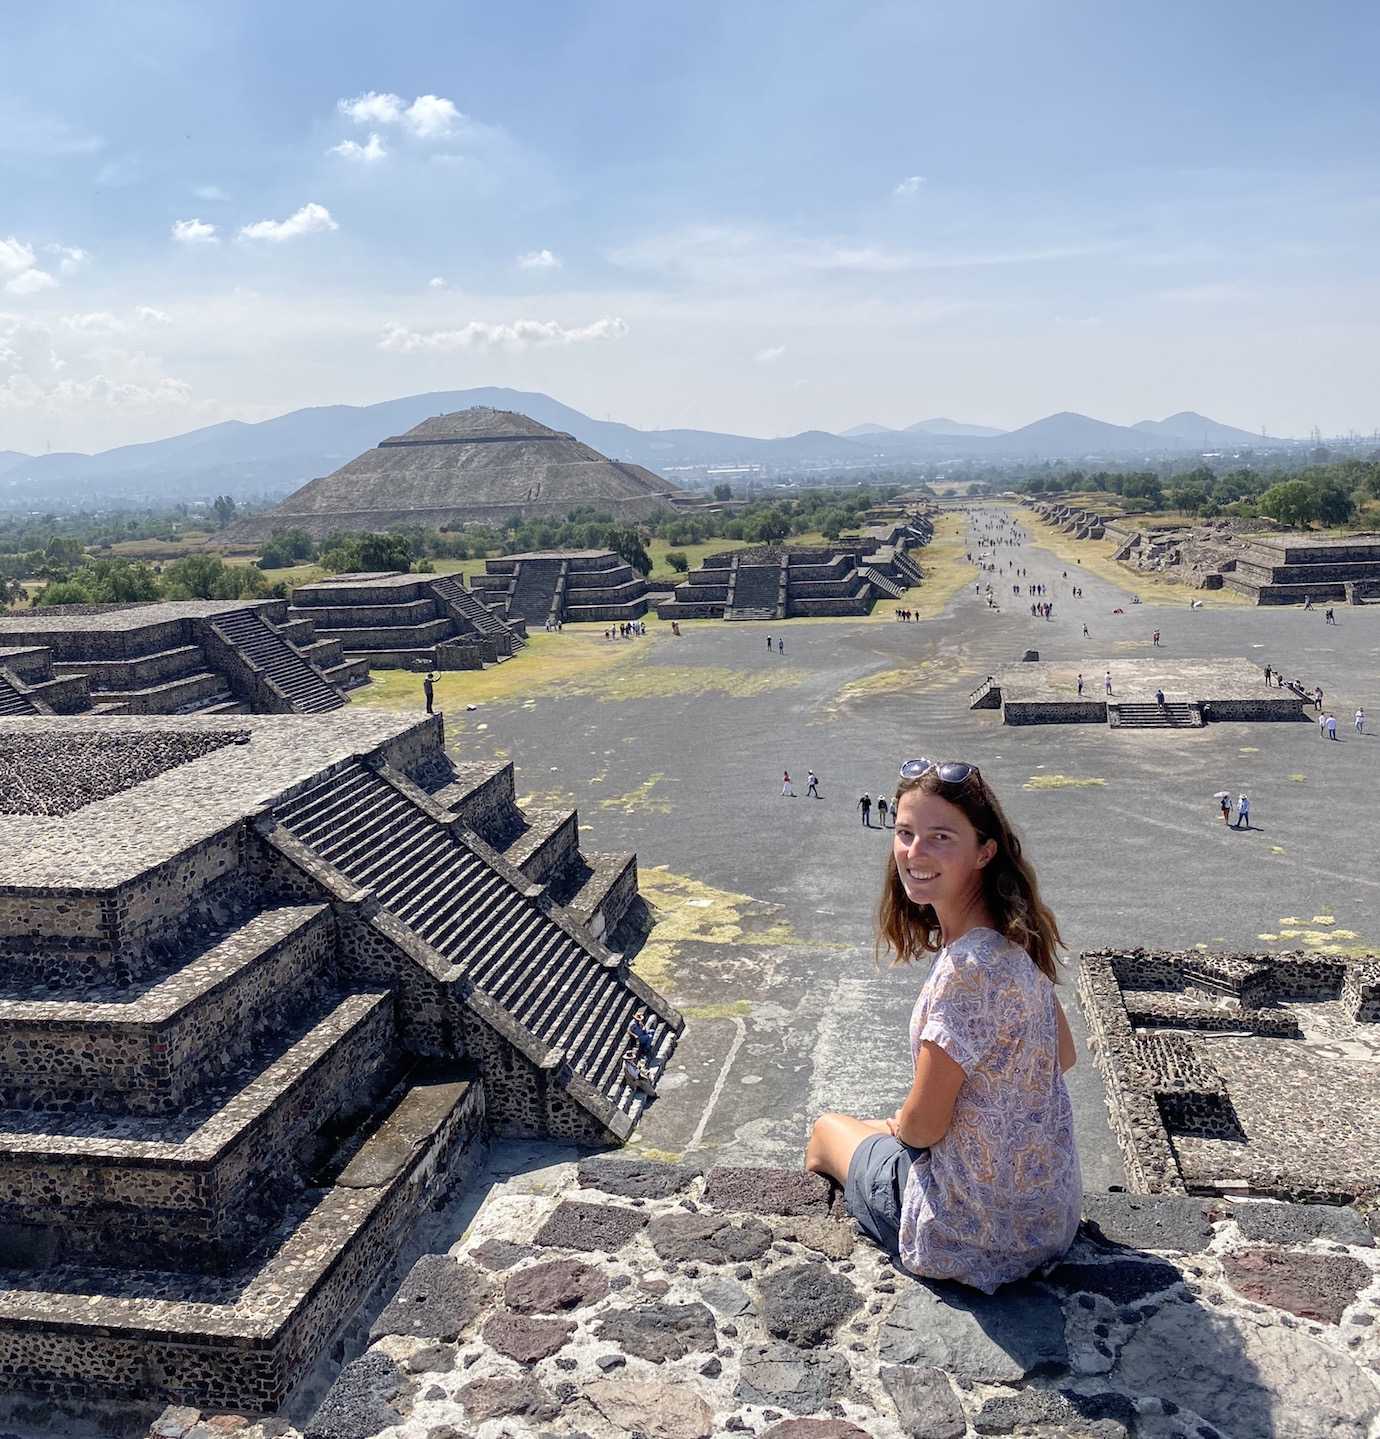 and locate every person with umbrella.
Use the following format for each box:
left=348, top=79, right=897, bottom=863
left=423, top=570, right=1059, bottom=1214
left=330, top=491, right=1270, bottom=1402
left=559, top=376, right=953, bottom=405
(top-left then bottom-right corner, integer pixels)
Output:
left=1215, top=791, right=1231, bottom=825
